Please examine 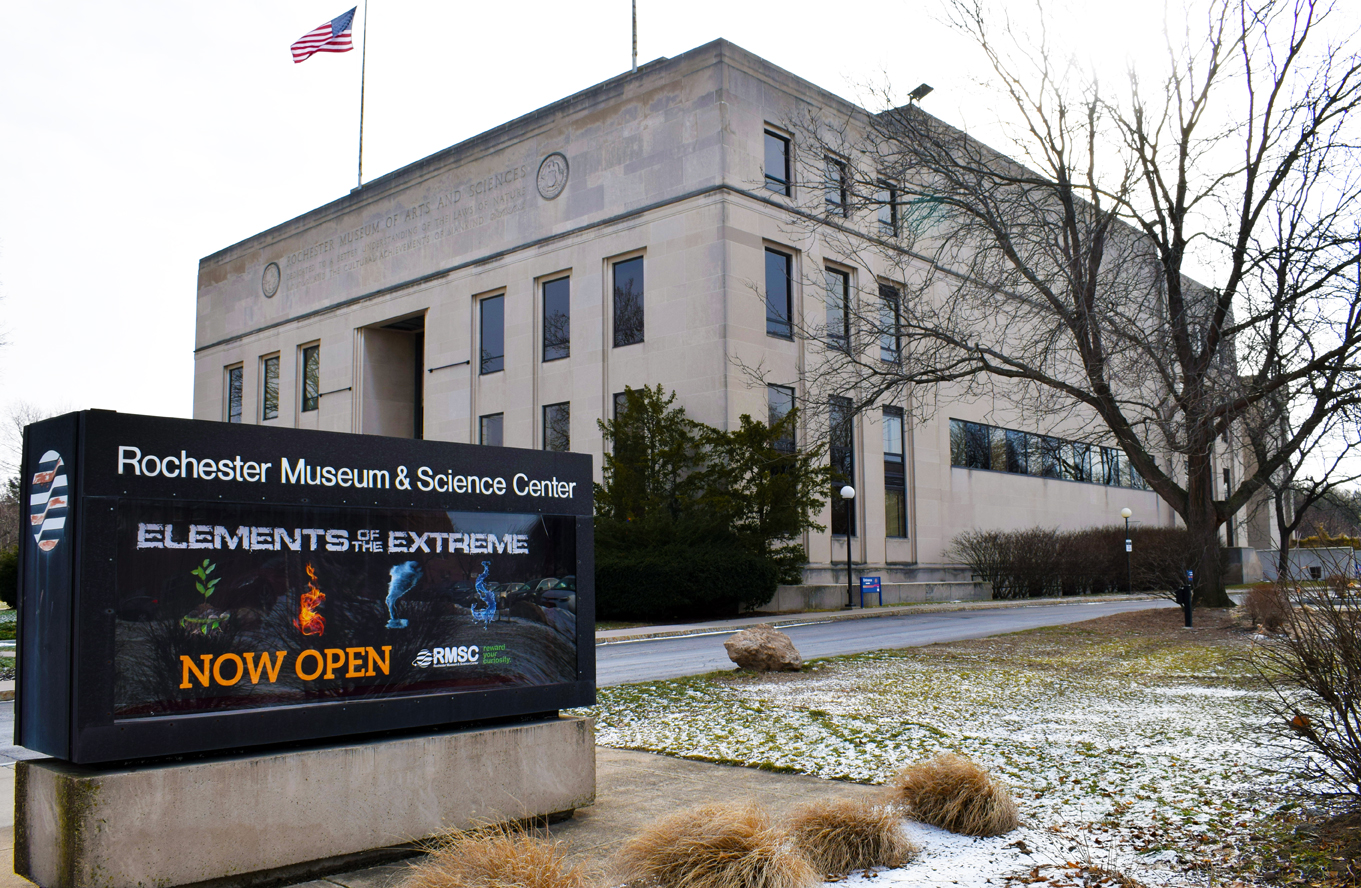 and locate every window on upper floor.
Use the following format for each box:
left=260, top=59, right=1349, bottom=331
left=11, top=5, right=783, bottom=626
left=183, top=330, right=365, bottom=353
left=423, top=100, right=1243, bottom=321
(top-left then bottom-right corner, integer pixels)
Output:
left=479, top=412, right=503, bottom=446
left=226, top=365, right=243, bottom=423
left=544, top=402, right=570, bottom=452
left=877, top=182, right=898, bottom=236
left=613, top=257, right=644, bottom=347
left=300, top=344, right=320, bottom=412
left=768, top=384, right=795, bottom=452
left=825, top=267, right=850, bottom=352
left=765, top=248, right=793, bottom=339
left=825, top=157, right=847, bottom=216
left=261, top=355, right=280, bottom=421
left=480, top=295, right=504, bottom=374
left=764, top=130, right=791, bottom=195
left=879, top=284, right=901, bottom=363
left=543, top=277, right=570, bottom=361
